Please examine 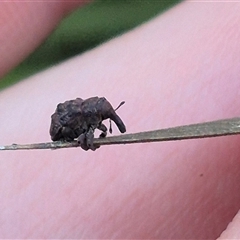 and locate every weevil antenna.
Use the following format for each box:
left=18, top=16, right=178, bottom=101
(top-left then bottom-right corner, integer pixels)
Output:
left=114, top=101, right=125, bottom=111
